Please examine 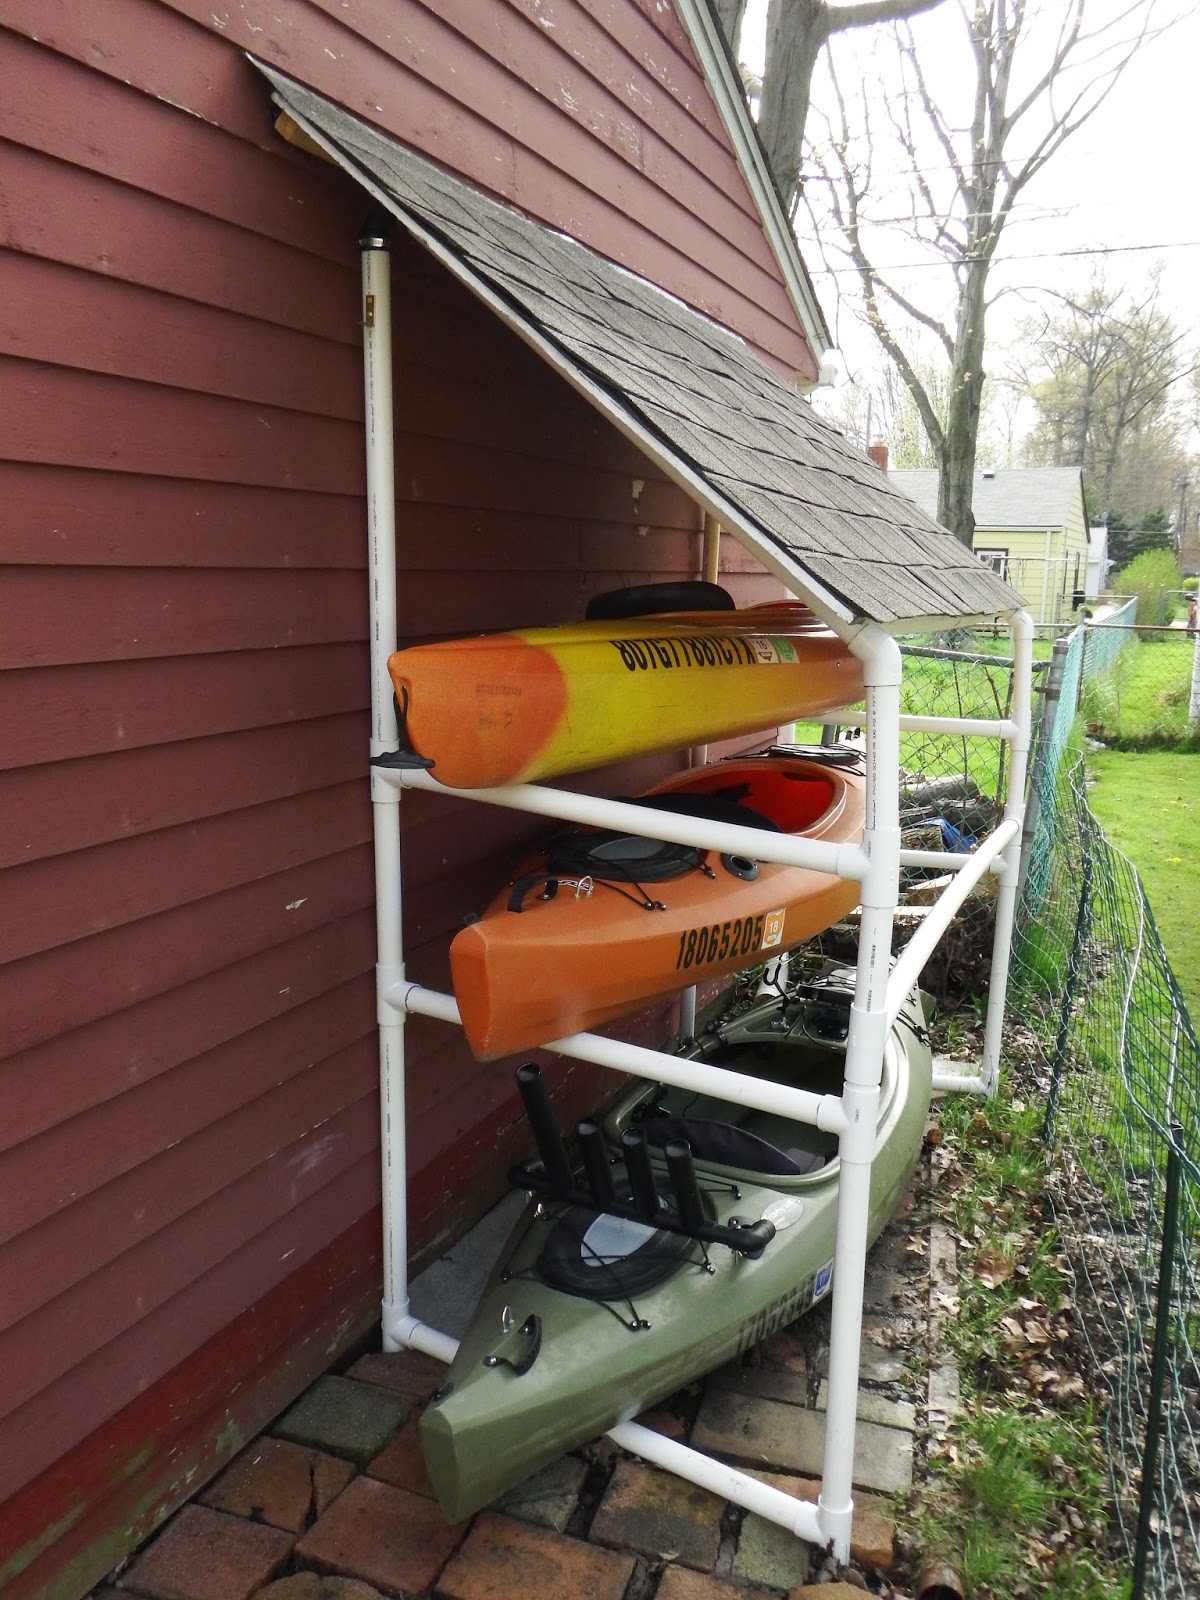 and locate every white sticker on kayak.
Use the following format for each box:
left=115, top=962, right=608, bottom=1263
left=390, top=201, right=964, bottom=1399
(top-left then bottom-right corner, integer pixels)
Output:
left=762, top=908, right=786, bottom=949
left=749, top=635, right=800, bottom=665
left=760, top=1197, right=805, bottom=1231
left=813, top=1259, right=834, bottom=1302
left=581, top=1213, right=659, bottom=1265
